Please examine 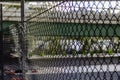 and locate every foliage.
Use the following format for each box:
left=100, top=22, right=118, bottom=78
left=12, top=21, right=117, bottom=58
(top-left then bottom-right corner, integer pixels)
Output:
left=108, top=49, right=113, bottom=55
left=28, top=36, right=118, bottom=57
